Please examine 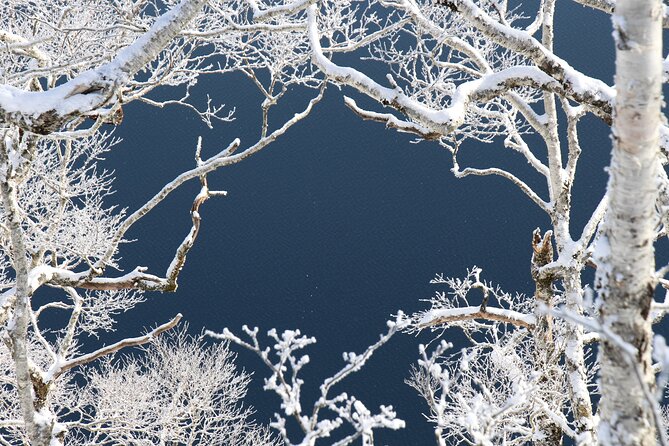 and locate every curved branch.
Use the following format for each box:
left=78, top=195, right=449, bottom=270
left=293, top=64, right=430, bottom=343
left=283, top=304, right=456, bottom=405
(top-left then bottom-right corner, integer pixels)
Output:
left=417, top=306, right=536, bottom=329
left=453, top=164, right=551, bottom=214
left=49, top=314, right=182, bottom=380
